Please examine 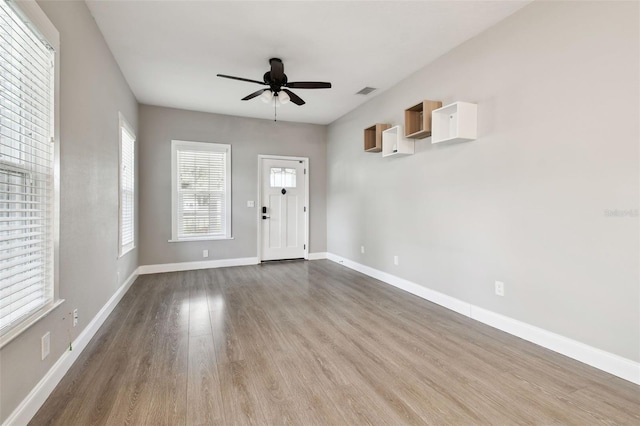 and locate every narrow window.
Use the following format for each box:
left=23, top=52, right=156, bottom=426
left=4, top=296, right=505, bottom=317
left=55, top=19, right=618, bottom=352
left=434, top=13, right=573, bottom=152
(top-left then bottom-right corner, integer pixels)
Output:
left=118, top=113, right=135, bottom=256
